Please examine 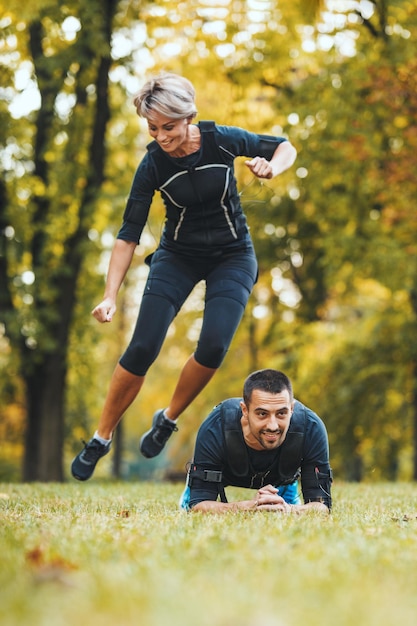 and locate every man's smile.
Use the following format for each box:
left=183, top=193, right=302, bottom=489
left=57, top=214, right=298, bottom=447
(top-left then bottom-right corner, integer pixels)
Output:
left=260, top=430, right=281, bottom=443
